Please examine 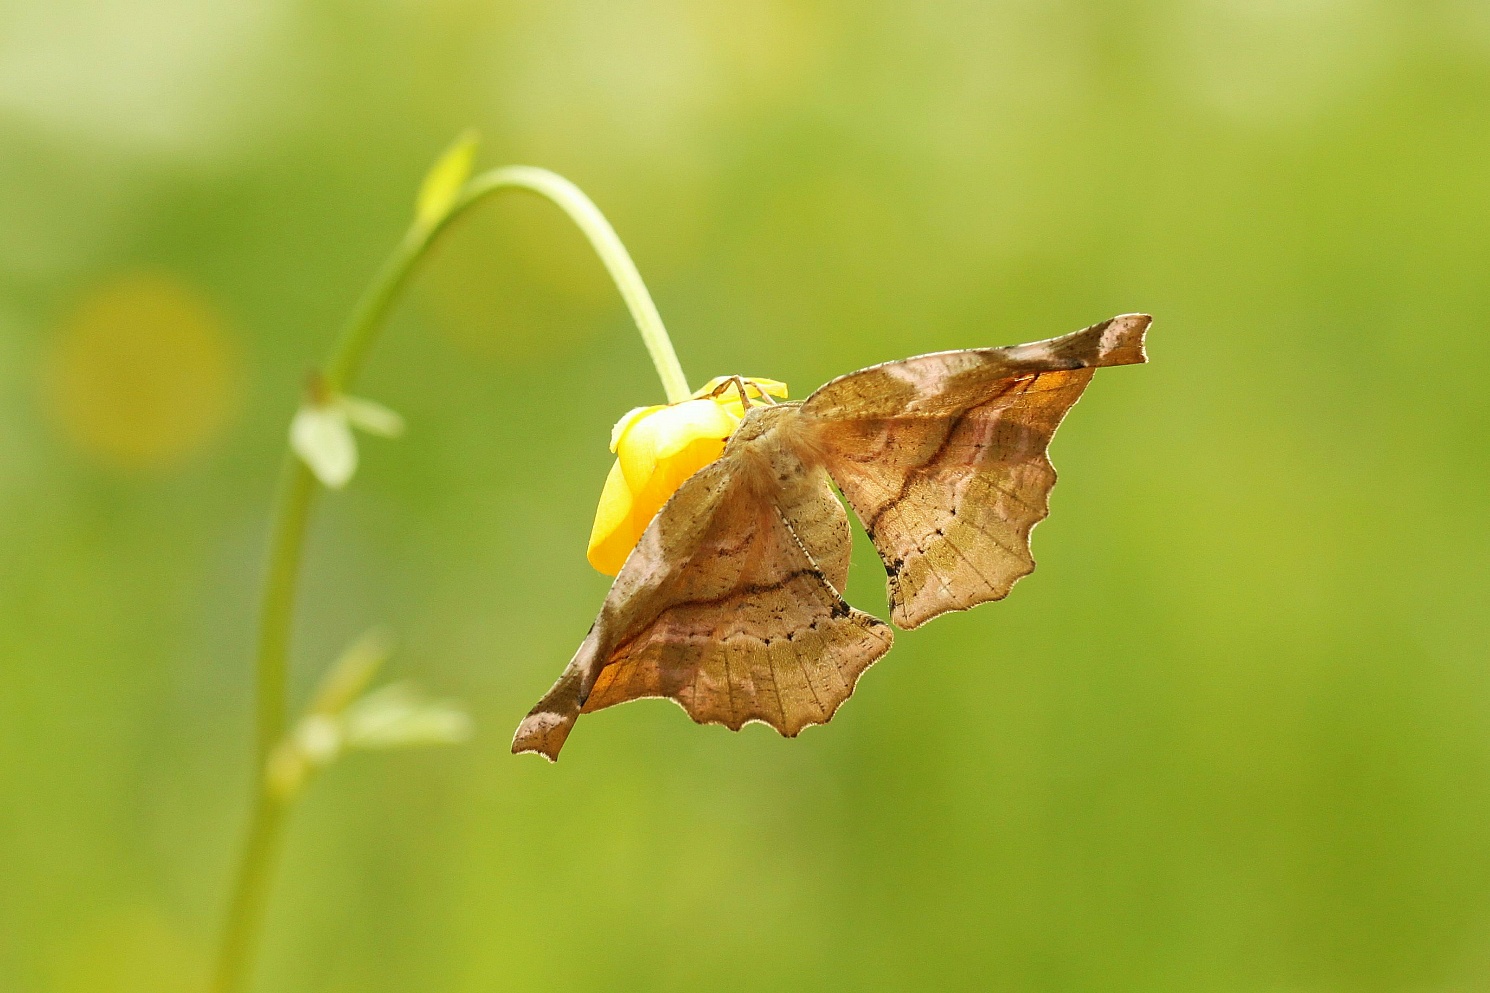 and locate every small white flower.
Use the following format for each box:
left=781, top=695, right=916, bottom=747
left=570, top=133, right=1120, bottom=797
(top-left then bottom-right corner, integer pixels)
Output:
left=294, top=714, right=343, bottom=766
left=263, top=630, right=471, bottom=801
left=289, top=384, right=405, bottom=489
